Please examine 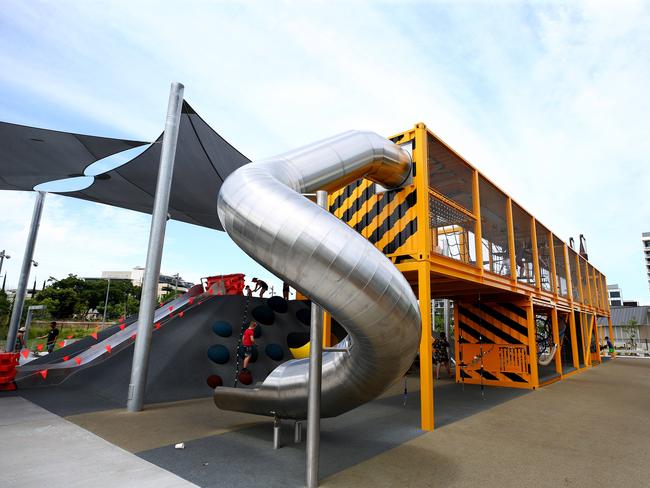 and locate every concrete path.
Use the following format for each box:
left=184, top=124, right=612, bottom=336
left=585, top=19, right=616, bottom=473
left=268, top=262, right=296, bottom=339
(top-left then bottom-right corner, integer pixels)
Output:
left=0, top=396, right=198, bottom=488
left=322, top=359, right=650, bottom=488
